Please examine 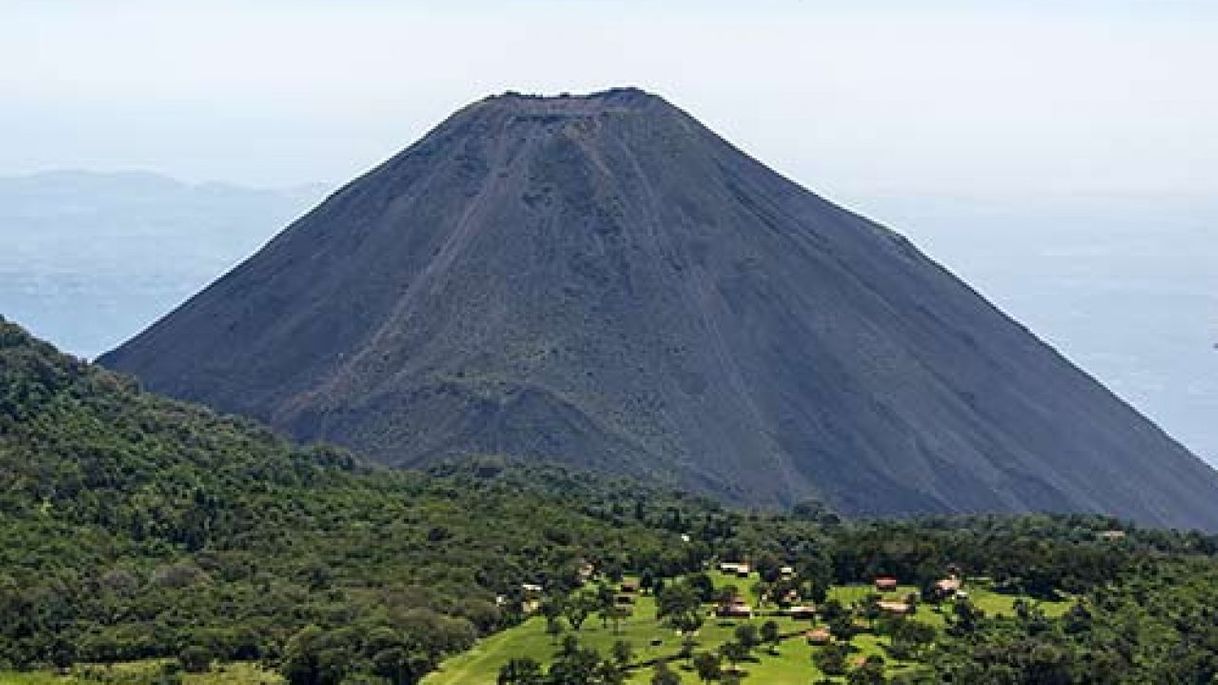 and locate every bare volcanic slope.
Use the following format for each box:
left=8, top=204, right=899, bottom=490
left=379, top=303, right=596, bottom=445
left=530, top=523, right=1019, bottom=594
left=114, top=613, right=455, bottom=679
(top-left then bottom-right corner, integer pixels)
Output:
left=100, top=88, right=1218, bottom=529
